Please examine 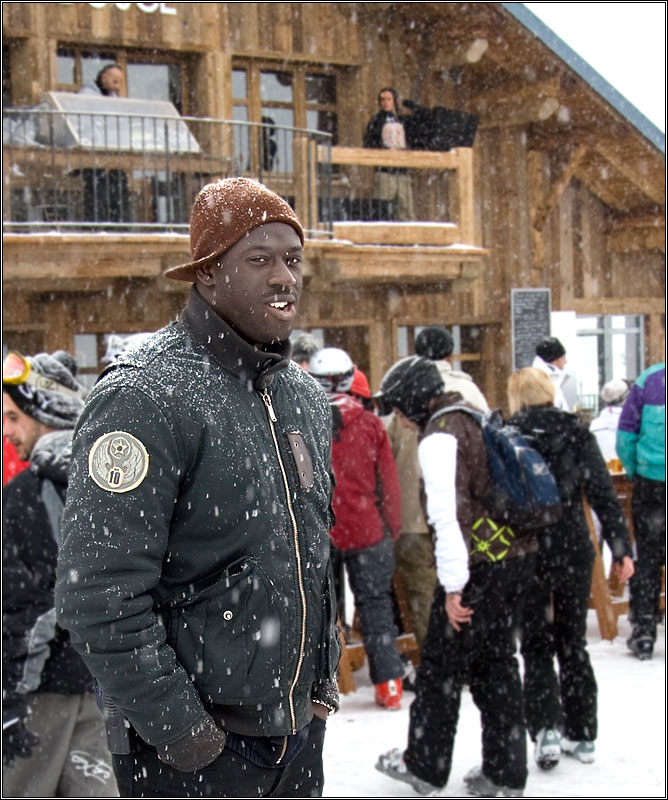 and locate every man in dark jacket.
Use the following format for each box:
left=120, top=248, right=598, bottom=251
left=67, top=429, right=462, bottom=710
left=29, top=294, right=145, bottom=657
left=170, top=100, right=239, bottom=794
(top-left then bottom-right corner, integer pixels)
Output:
left=54, top=178, right=340, bottom=798
left=373, top=357, right=536, bottom=798
left=3, top=350, right=117, bottom=797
